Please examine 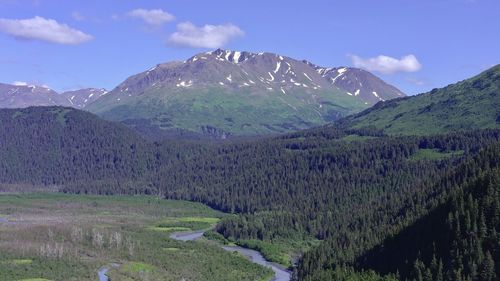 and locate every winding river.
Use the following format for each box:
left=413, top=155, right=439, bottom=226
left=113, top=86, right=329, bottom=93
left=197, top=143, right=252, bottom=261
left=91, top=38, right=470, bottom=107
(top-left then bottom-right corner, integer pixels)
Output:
left=97, top=267, right=109, bottom=281
left=97, top=229, right=291, bottom=281
left=170, top=230, right=292, bottom=281
left=97, top=263, right=119, bottom=281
